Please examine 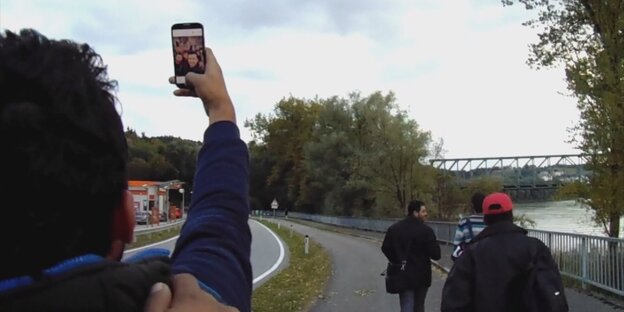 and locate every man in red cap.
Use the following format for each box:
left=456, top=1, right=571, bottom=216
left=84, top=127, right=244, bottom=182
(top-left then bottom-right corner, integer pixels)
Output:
left=440, top=192, right=569, bottom=312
